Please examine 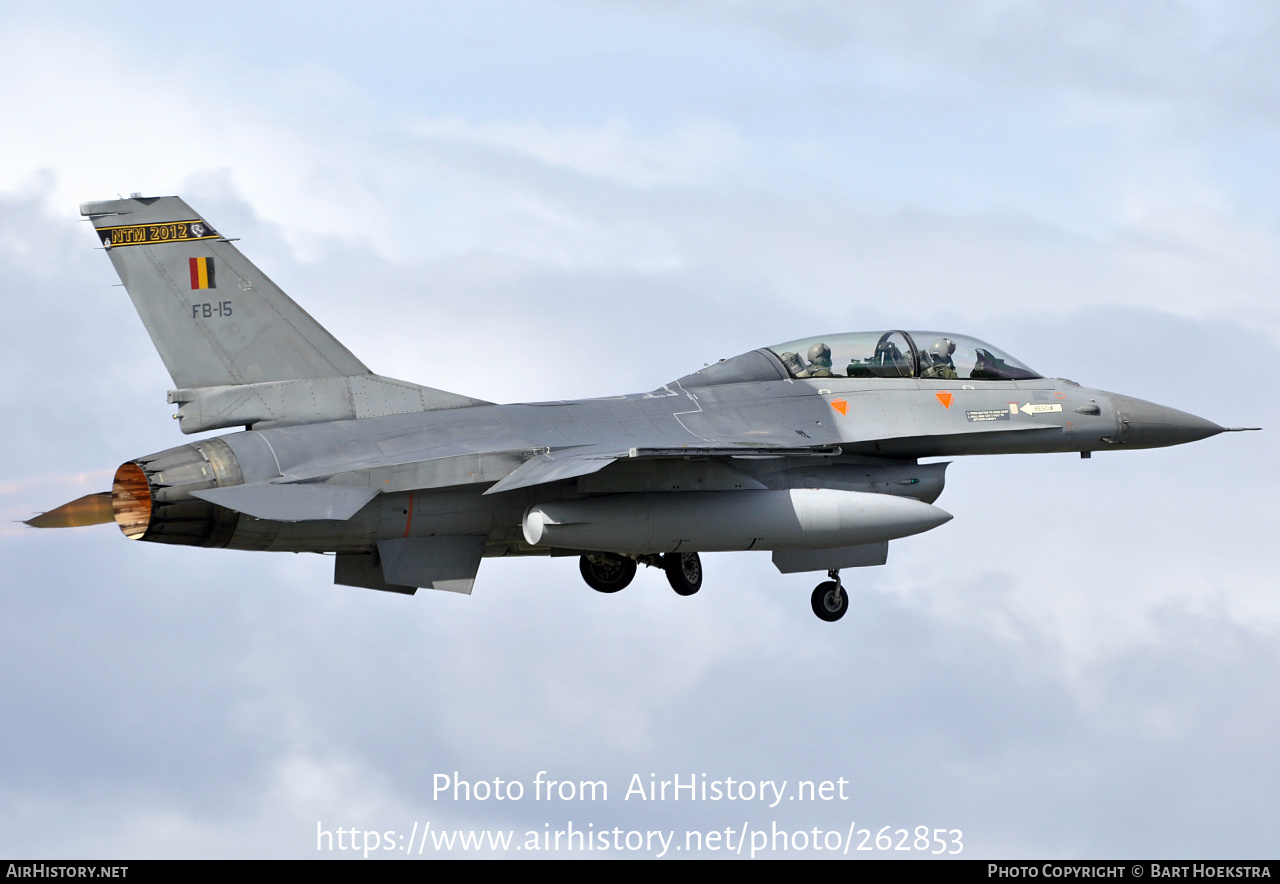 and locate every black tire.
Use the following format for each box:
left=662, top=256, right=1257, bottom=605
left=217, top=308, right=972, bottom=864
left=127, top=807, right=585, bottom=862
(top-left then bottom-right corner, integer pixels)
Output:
left=811, top=581, right=849, bottom=622
left=580, top=554, right=636, bottom=593
left=663, top=552, right=703, bottom=596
